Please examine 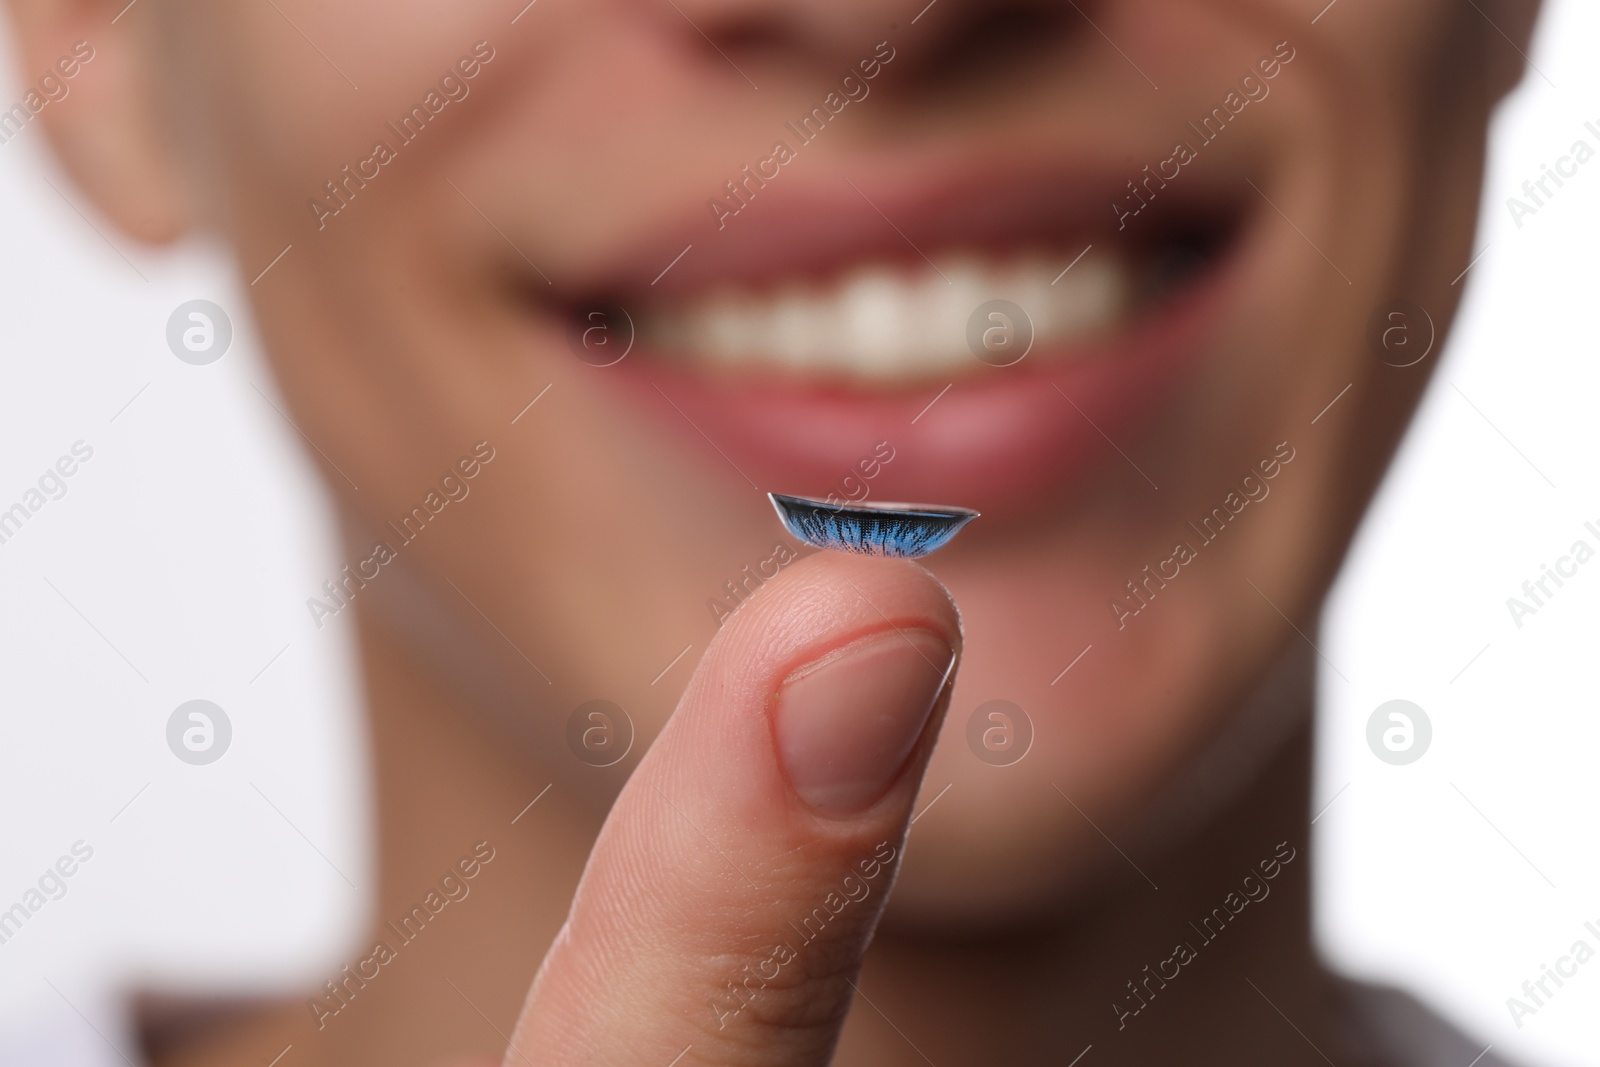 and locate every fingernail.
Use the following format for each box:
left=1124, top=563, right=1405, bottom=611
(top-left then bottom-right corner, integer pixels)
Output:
left=774, top=629, right=956, bottom=815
